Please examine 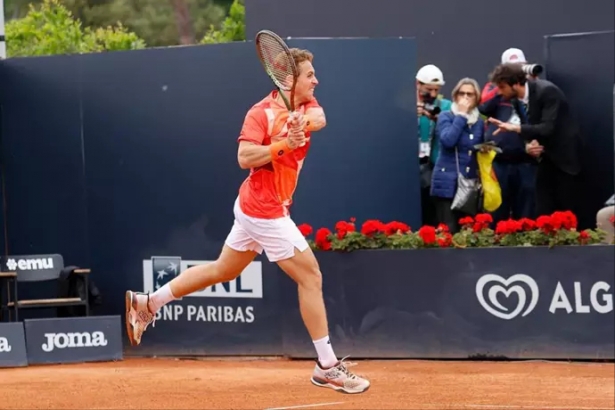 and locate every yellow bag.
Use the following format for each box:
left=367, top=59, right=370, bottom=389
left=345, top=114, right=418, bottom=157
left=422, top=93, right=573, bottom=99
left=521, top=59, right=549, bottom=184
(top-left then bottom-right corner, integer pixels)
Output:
left=477, top=150, right=502, bottom=212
